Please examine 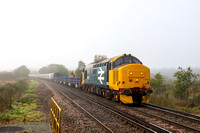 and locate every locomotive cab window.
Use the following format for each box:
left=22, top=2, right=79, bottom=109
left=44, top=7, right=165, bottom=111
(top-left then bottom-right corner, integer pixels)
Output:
left=124, top=56, right=132, bottom=63
left=113, top=56, right=142, bottom=68
left=114, top=57, right=123, bottom=66
left=133, top=58, right=141, bottom=64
